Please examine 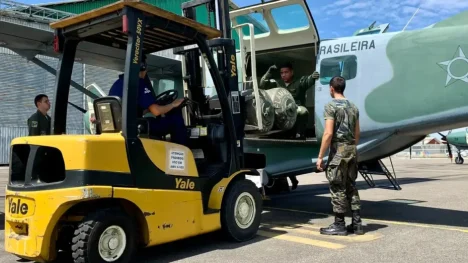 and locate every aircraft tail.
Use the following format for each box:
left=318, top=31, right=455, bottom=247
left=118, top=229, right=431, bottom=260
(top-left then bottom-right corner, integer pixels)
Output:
left=431, top=10, right=468, bottom=28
